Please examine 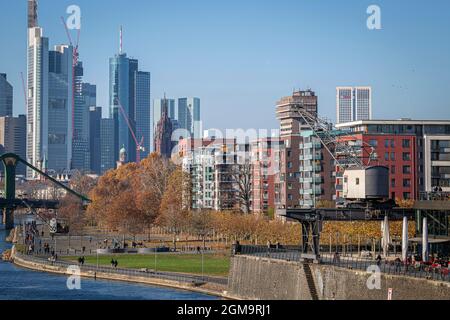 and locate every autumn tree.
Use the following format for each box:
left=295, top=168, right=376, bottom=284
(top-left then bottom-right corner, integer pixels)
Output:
left=189, top=210, right=213, bottom=249
left=157, top=168, right=191, bottom=250
left=232, top=162, right=252, bottom=213
left=87, top=163, right=145, bottom=234
left=135, top=153, right=176, bottom=224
